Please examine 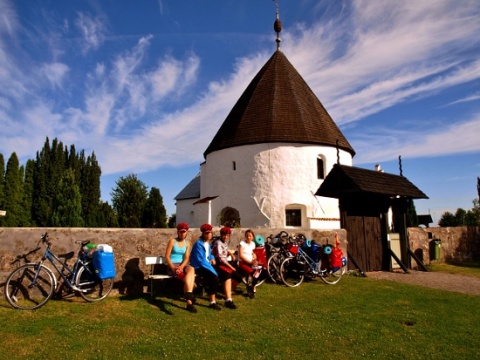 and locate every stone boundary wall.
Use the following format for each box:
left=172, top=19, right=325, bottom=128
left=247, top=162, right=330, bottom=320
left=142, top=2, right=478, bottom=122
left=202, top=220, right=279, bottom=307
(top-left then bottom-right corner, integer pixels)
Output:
left=408, top=226, right=480, bottom=265
left=0, top=227, right=346, bottom=298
